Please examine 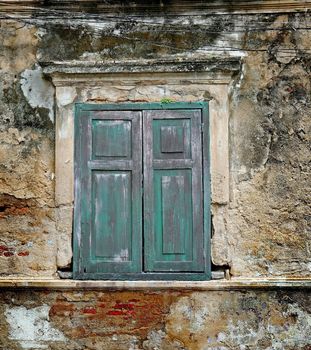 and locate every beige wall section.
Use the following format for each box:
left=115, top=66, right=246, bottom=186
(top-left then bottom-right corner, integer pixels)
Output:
left=55, top=98, right=75, bottom=207
left=52, top=70, right=233, bottom=269
left=209, top=85, right=230, bottom=205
